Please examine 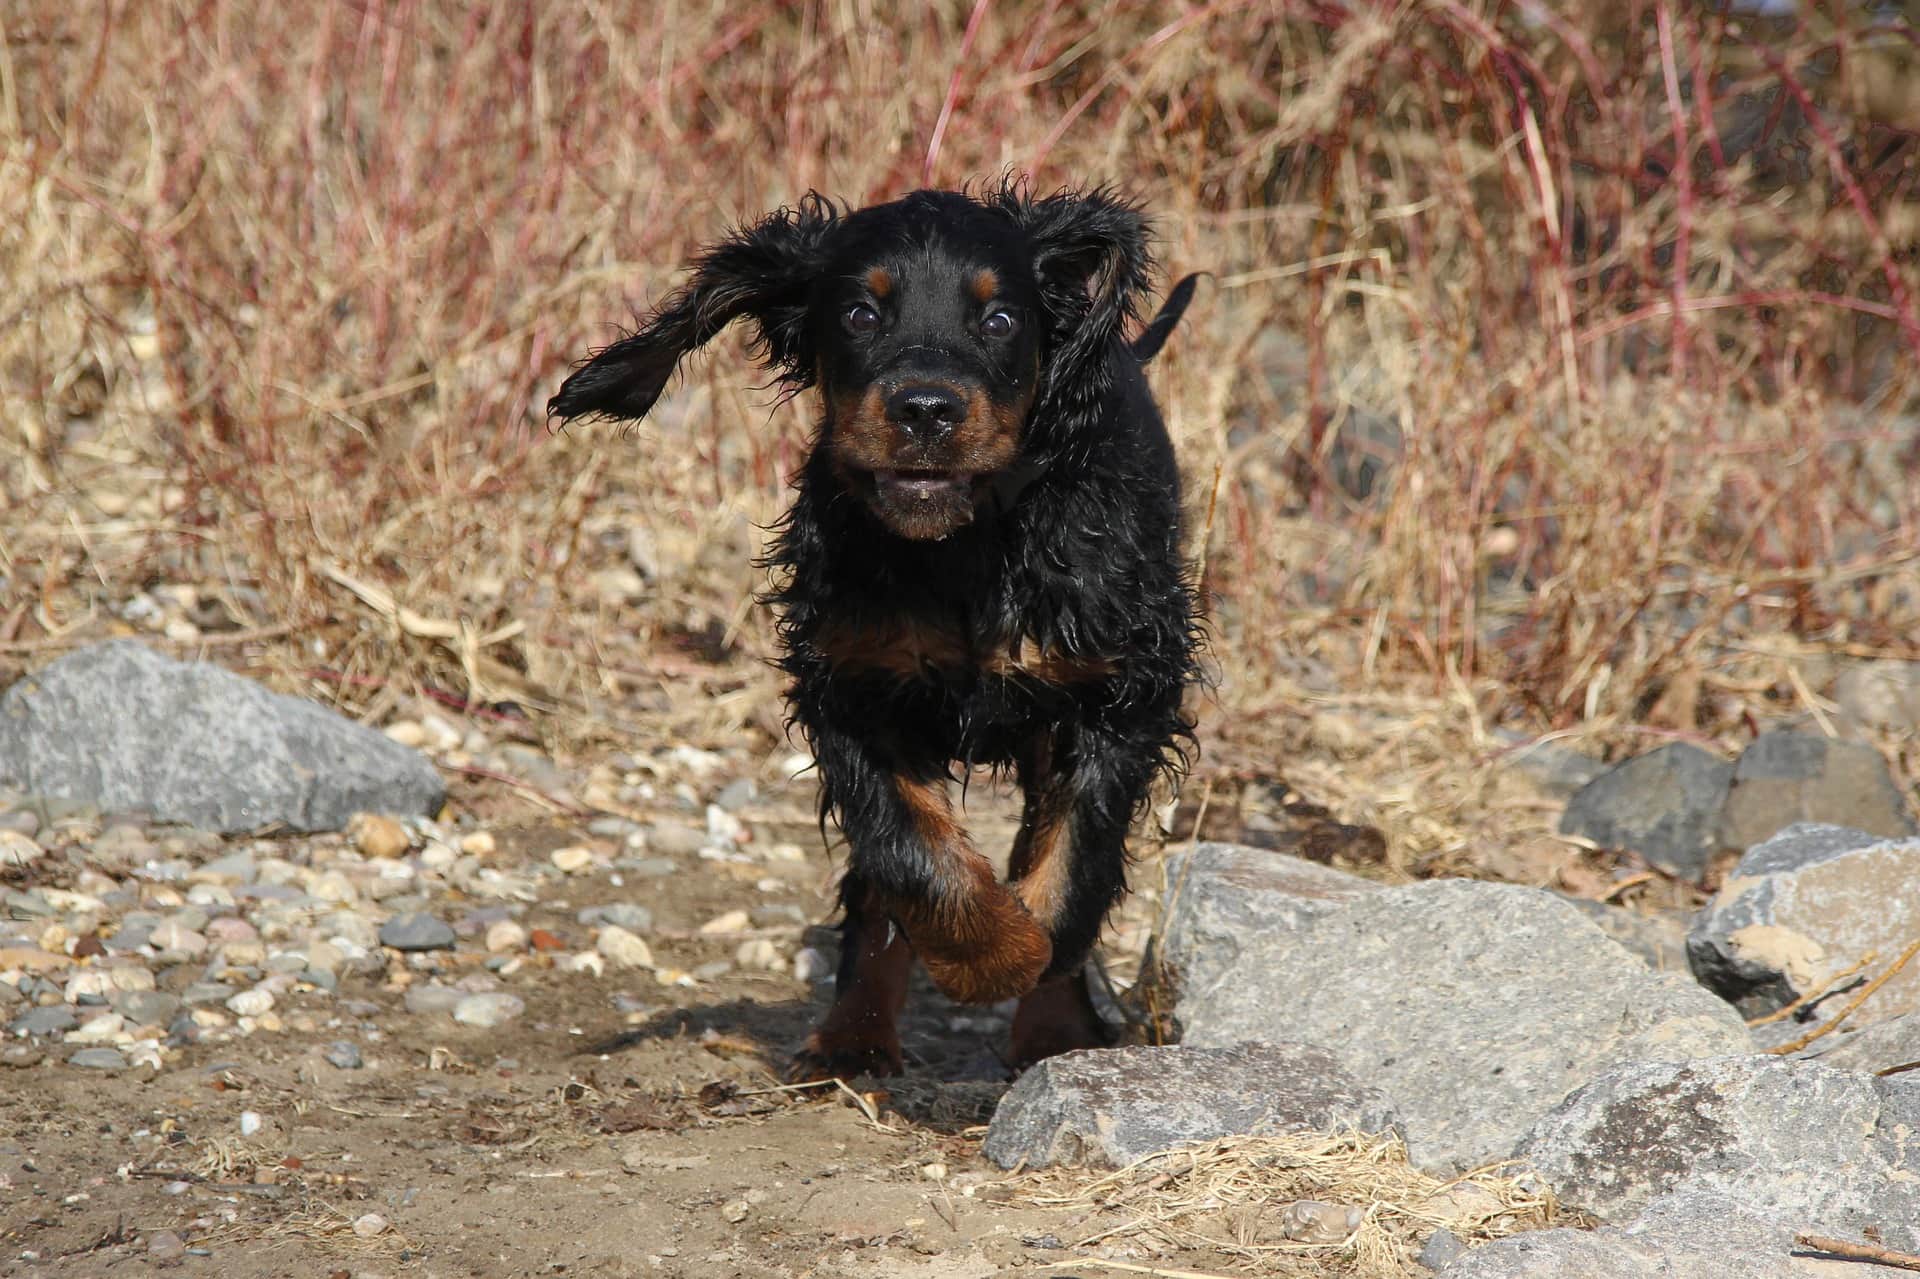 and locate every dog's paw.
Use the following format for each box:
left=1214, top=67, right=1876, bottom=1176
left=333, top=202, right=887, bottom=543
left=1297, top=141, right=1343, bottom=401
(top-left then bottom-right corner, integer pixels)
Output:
left=785, top=1031, right=904, bottom=1083
left=1009, top=969, right=1115, bottom=1069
